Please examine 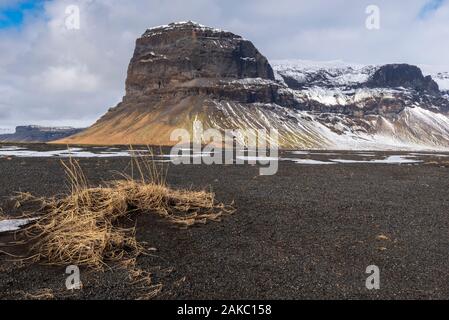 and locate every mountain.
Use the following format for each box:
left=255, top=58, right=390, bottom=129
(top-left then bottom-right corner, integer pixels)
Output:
left=0, top=126, right=85, bottom=143
left=57, top=21, right=449, bottom=150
